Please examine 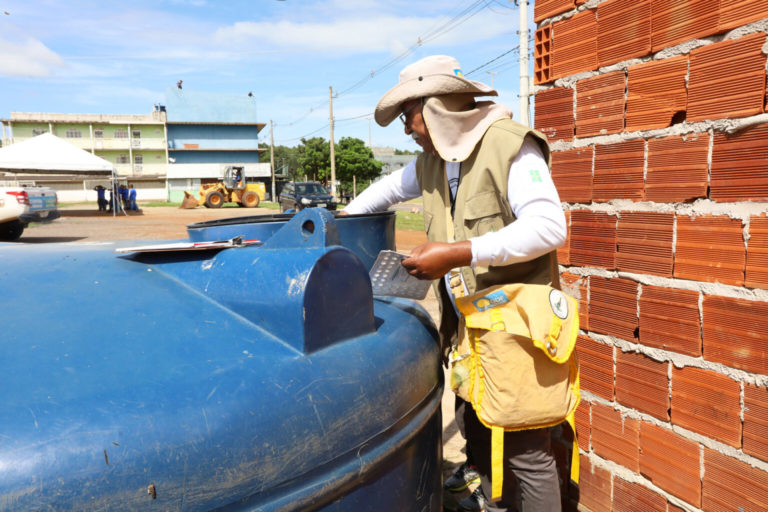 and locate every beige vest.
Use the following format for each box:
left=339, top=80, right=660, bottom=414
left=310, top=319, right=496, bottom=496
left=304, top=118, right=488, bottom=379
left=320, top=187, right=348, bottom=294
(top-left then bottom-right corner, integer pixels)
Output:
left=415, top=118, right=559, bottom=352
